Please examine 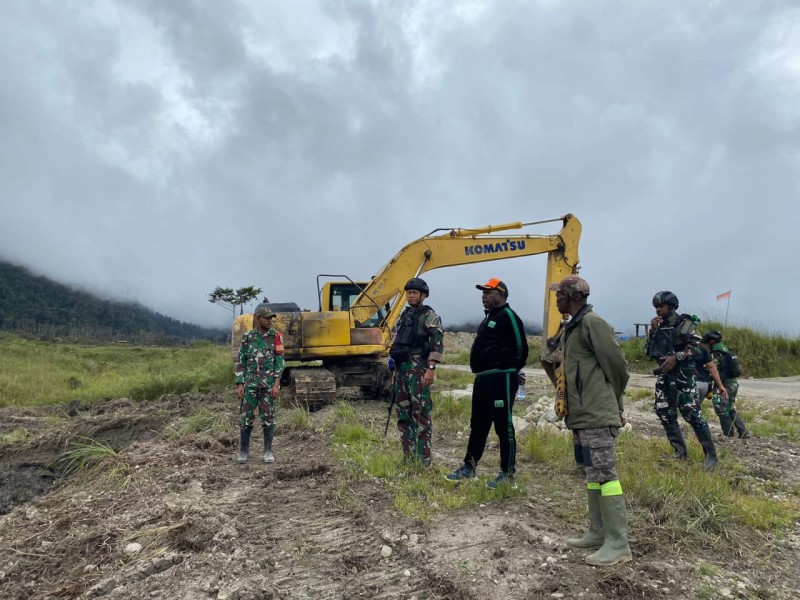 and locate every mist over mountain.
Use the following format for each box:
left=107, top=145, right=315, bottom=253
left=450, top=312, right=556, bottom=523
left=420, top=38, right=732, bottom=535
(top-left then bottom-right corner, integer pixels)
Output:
left=0, top=260, right=227, bottom=344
